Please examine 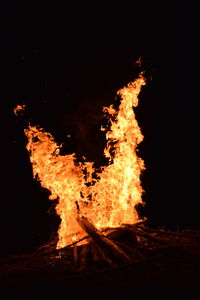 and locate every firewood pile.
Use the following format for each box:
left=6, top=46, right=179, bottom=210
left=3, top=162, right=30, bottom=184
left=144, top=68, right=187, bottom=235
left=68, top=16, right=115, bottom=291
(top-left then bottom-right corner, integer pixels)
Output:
left=0, top=217, right=200, bottom=296
left=70, top=216, right=200, bottom=272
